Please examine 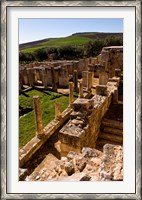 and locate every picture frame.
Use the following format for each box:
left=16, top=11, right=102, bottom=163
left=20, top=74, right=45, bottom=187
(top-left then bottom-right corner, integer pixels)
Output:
left=0, top=0, right=141, bottom=199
